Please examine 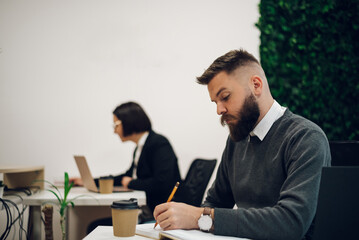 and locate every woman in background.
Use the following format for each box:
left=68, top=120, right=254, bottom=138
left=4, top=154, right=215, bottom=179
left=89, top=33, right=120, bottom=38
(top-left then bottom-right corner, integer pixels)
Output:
left=85, top=101, right=181, bottom=232
left=108, top=101, right=181, bottom=215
